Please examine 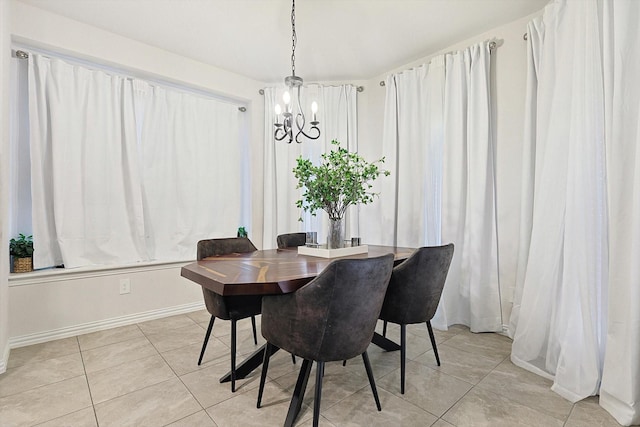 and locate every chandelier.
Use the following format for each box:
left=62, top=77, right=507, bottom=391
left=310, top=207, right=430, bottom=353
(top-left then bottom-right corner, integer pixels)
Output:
left=274, top=0, right=320, bottom=144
